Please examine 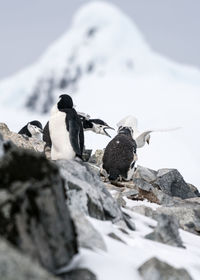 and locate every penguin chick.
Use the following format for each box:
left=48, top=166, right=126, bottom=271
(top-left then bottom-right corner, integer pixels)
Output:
left=103, top=126, right=137, bottom=181
left=49, top=94, right=84, bottom=160
left=18, top=120, right=43, bottom=140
